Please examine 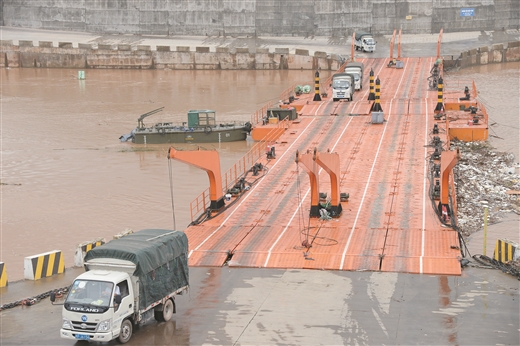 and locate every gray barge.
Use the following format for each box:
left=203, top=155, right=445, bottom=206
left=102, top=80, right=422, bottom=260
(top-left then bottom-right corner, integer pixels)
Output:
left=121, top=108, right=252, bottom=144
